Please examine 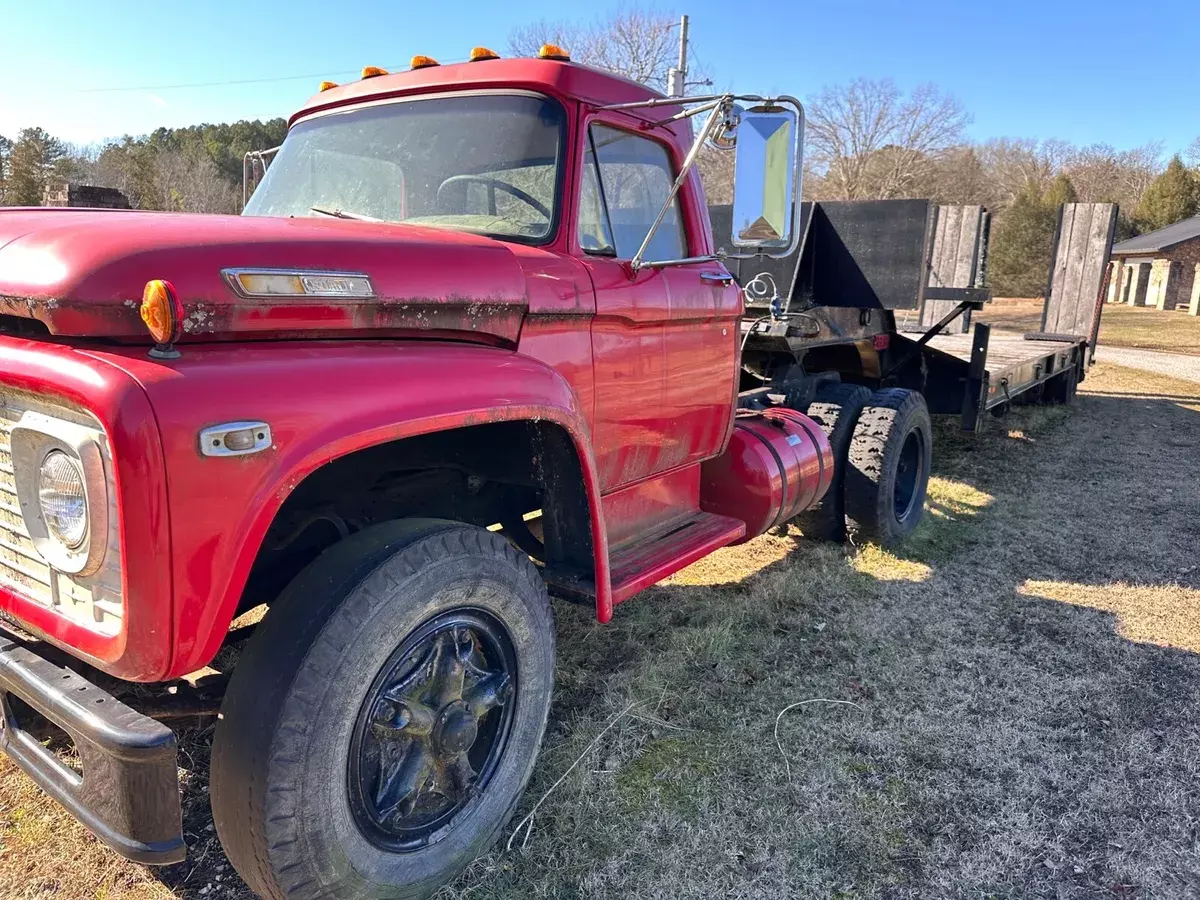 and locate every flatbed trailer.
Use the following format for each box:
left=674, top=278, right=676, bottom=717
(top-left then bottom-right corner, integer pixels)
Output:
left=711, top=199, right=1116, bottom=432
left=921, top=328, right=1083, bottom=429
